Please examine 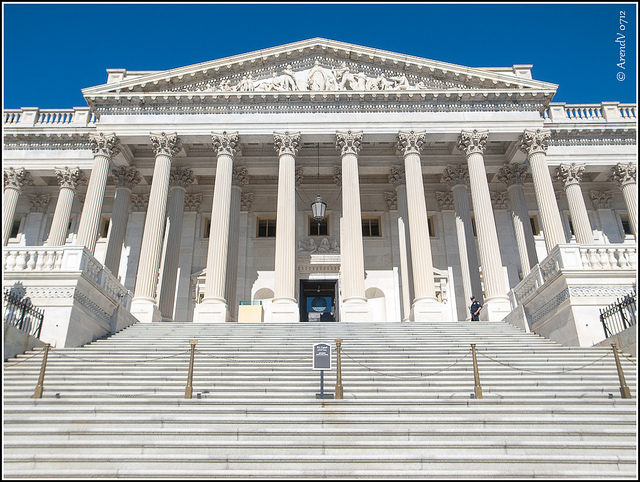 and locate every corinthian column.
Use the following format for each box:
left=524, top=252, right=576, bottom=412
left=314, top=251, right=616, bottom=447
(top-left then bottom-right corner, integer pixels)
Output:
left=47, top=167, right=86, bottom=246
left=610, top=163, right=637, bottom=238
left=158, top=167, right=195, bottom=321
left=397, top=130, right=444, bottom=321
left=103, top=167, right=141, bottom=276
left=3, top=168, right=34, bottom=246
left=225, top=166, right=248, bottom=322
left=555, top=163, right=594, bottom=244
left=131, top=133, right=182, bottom=323
left=442, top=164, right=483, bottom=309
left=336, top=130, right=369, bottom=321
left=456, top=130, right=509, bottom=321
left=497, top=163, right=538, bottom=276
left=272, top=132, right=300, bottom=322
left=195, top=131, right=239, bottom=323
left=518, top=129, right=566, bottom=253
left=77, top=133, right=120, bottom=253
